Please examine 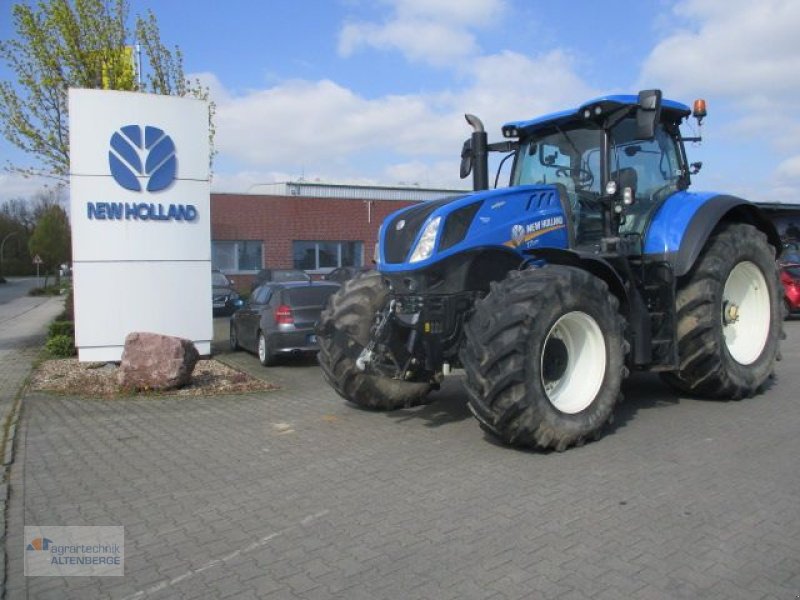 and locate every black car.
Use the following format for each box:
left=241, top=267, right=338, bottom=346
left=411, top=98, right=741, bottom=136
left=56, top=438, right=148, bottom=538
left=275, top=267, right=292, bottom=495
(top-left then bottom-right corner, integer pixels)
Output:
left=230, top=281, right=340, bottom=365
left=323, top=266, right=371, bottom=284
left=212, top=270, right=244, bottom=316
left=249, top=268, right=310, bottom=291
